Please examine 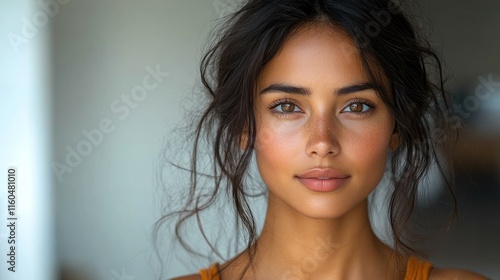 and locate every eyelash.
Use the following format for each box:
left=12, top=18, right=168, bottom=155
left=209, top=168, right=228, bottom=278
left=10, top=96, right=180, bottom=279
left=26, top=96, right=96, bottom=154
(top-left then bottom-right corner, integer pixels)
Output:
left=268, top=99, right=303, bottom=117
left=344, top=98, right=376, bottom=114
left=268, top=98, right=376, bottom=117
